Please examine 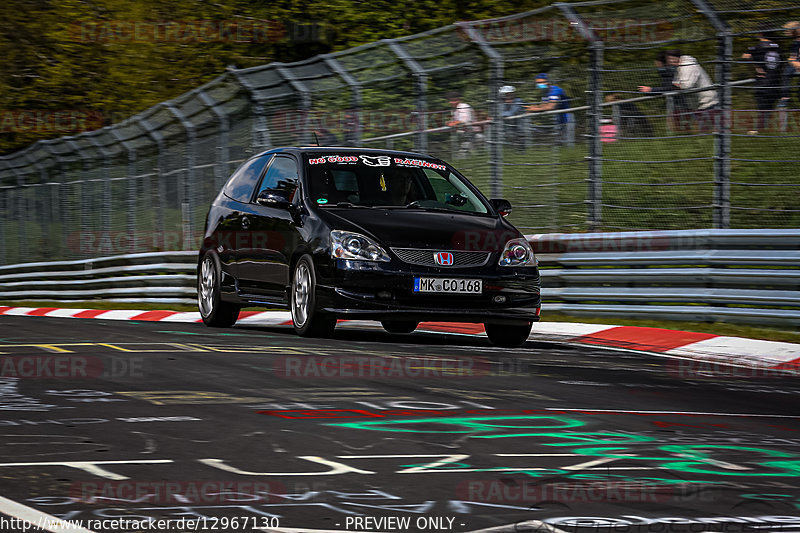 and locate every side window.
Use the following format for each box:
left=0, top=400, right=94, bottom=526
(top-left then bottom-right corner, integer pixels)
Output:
left=255, top=156, right=299, bottom=200
left=223, top=155, right=271, bottom=203
left=423, top=169, right=486, bottom=213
